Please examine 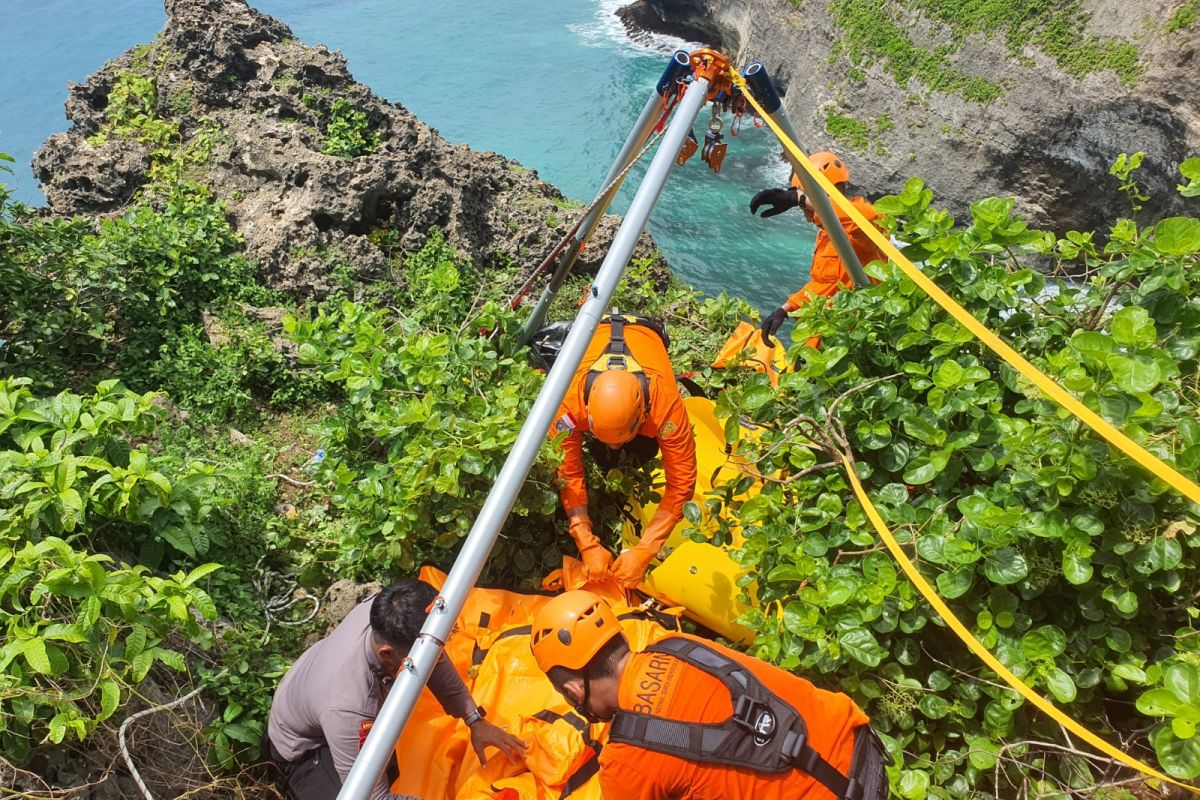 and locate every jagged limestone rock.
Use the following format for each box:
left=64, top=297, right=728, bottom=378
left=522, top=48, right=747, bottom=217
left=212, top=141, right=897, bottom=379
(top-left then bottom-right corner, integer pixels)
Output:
left=618, top=0, right=1199, bottom=233
left=34, top=0, right=655, bottom=296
